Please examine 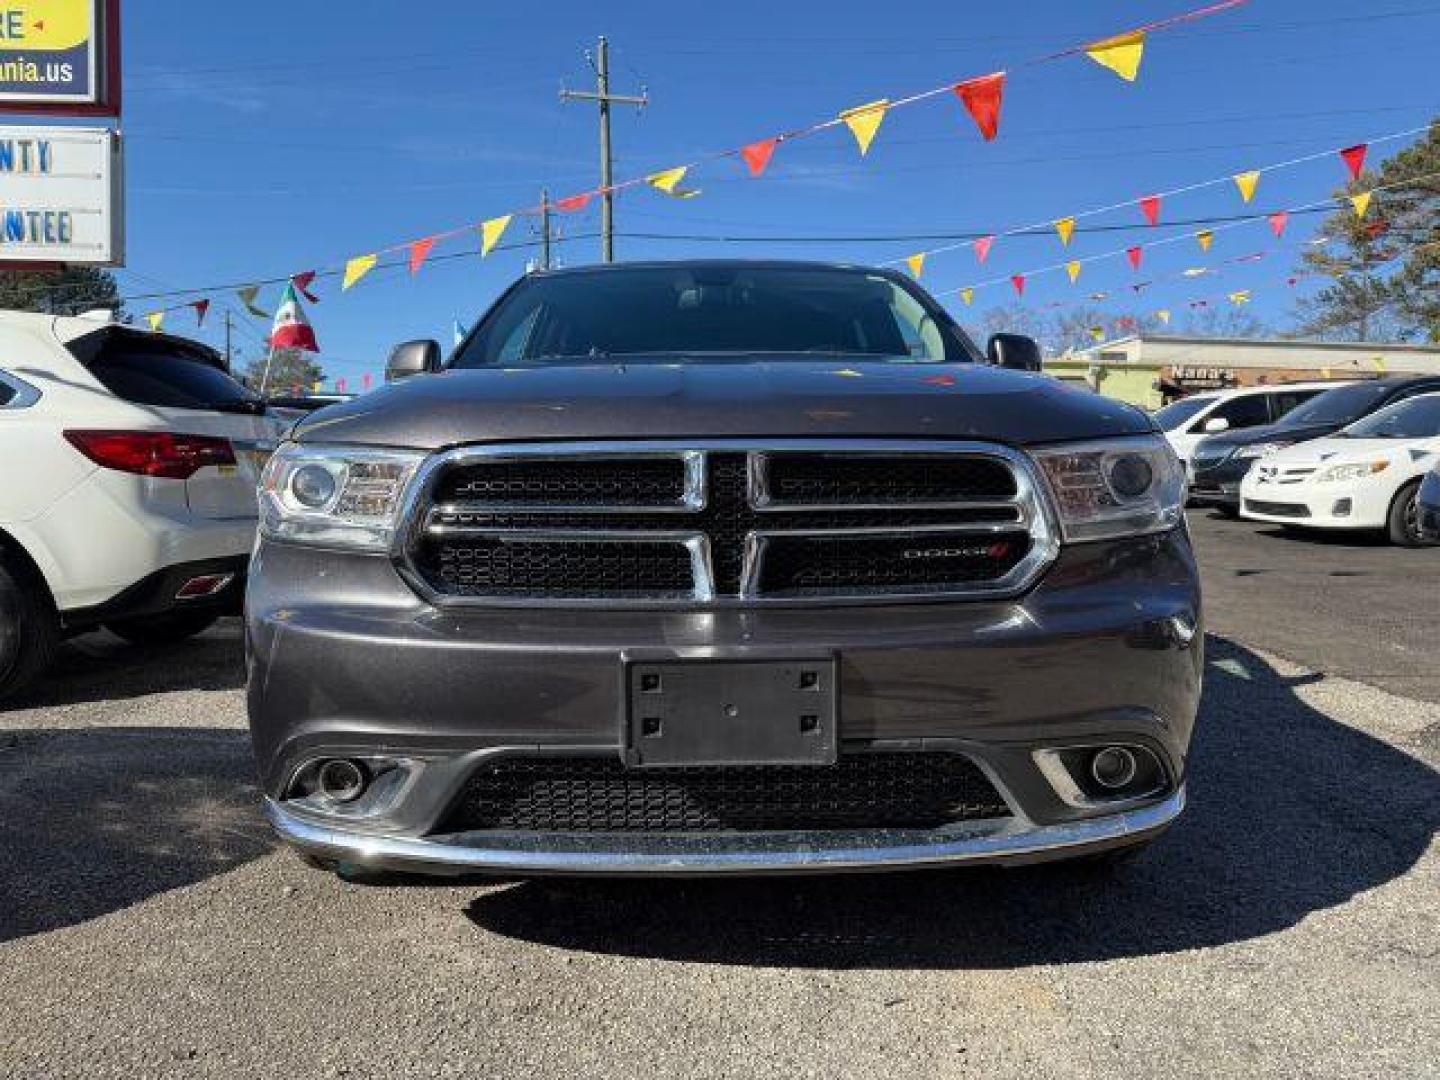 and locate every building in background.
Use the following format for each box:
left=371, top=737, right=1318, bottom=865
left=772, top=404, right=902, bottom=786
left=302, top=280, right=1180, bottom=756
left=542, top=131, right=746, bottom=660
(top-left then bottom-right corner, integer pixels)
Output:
left=1044, top=335, right=1440, bottom=409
